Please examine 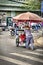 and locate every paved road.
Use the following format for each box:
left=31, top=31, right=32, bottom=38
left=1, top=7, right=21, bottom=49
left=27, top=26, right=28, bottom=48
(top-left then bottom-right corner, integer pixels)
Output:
left=0, top=31, right=43, bottom=65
